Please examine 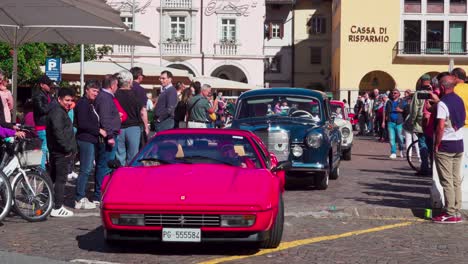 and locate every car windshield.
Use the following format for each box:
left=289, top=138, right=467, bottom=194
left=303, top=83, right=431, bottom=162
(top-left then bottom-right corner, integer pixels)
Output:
left=330, top=103, right=344, bottom=119
left=237, top=95, right=321, bottom=122
left=131, top=134, right=262, bottom=169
